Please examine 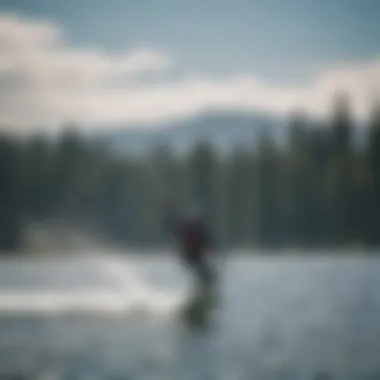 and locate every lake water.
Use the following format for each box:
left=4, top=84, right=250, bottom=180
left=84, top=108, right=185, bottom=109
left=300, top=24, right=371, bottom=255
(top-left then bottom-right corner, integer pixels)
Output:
left=0, top=252, right=379, bottom=380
